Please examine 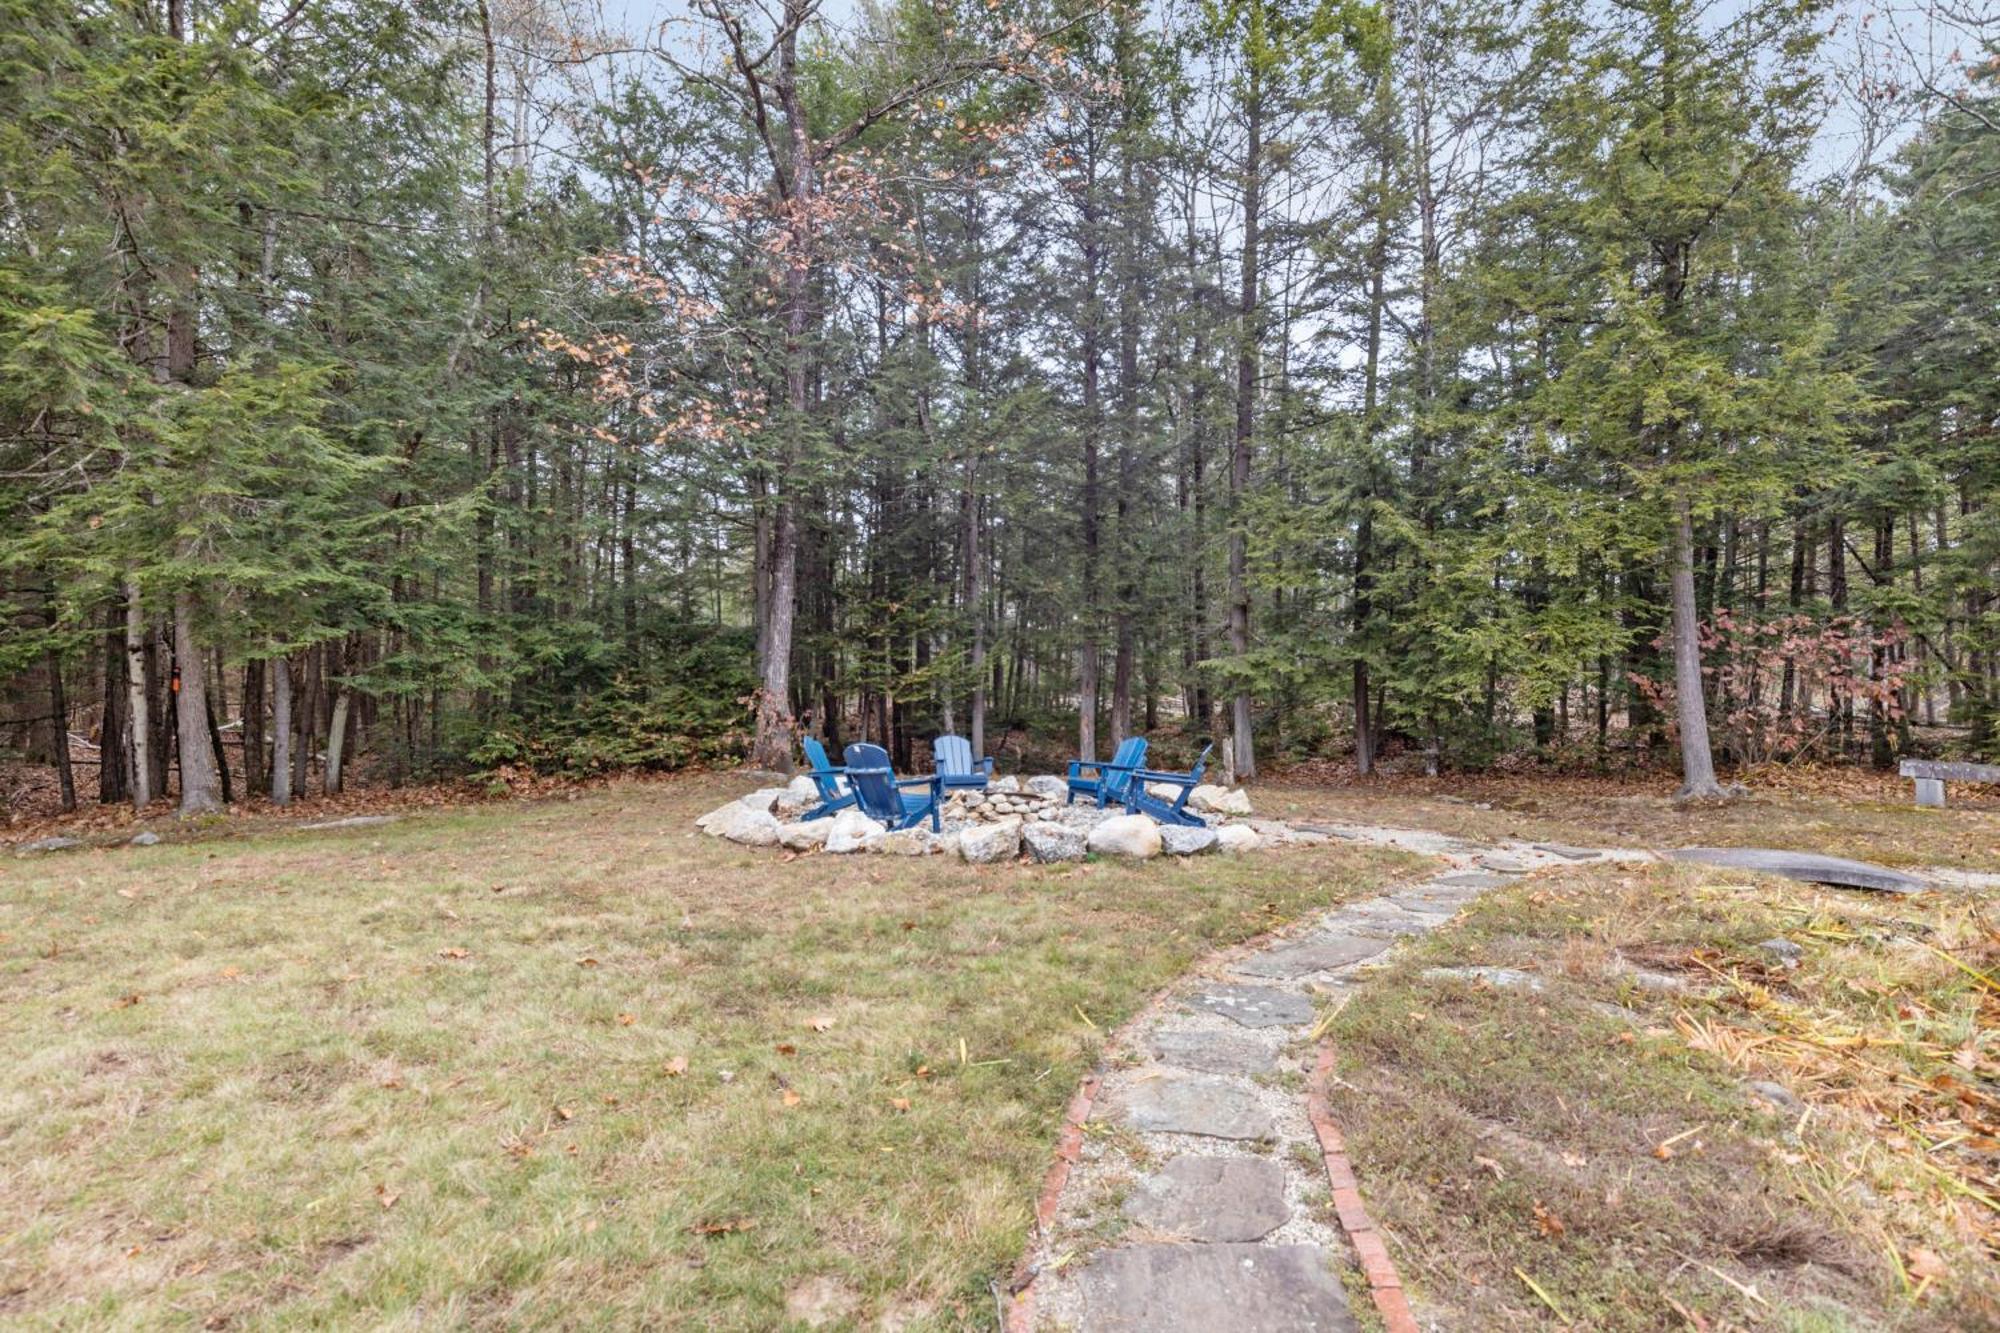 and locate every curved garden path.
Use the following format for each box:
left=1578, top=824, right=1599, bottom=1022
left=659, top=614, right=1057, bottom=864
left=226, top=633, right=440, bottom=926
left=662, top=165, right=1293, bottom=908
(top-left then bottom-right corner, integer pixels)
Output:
left=1004, top=825, right=1656, bottom=1333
